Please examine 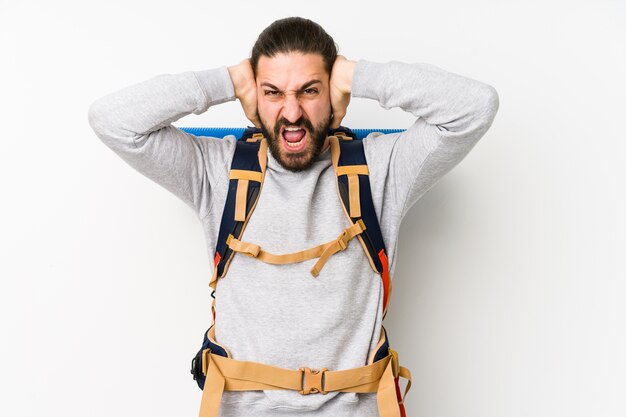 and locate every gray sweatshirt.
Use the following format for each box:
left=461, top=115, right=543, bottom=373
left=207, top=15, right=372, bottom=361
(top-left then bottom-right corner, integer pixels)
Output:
left=88, top=60, right=499, bottom=416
